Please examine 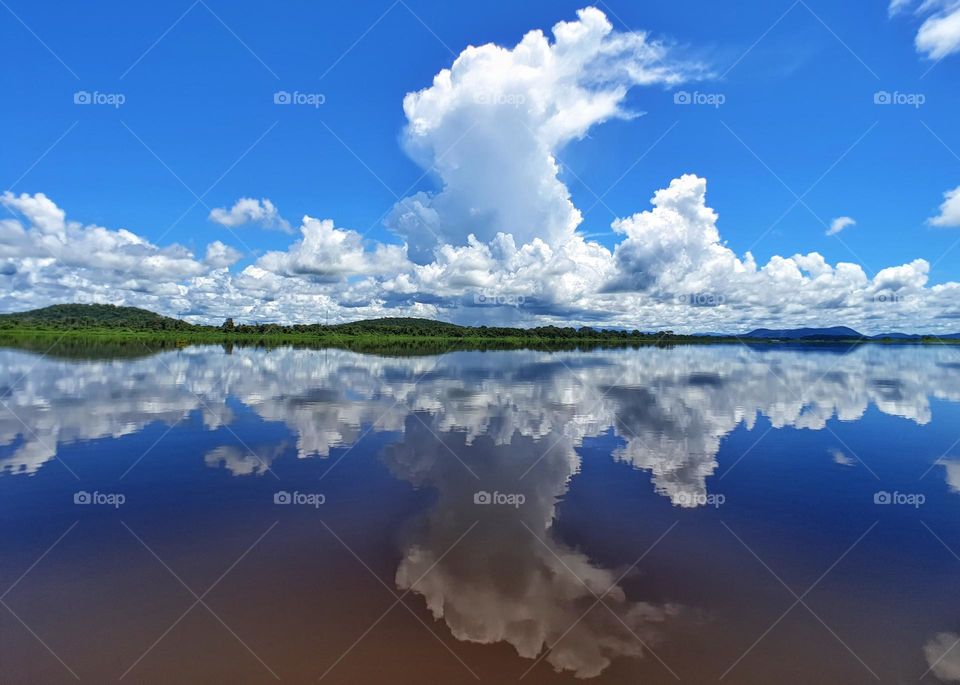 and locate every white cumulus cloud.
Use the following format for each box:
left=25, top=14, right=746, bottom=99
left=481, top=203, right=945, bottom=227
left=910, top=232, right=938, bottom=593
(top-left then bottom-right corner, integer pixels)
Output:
left=388, top=6, right=706, bottom=262
left=209, top=197, right=291, bottom=233
left=254, top=215, right=410, bottom=281
left=204, top=240, right=242, bottom=269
